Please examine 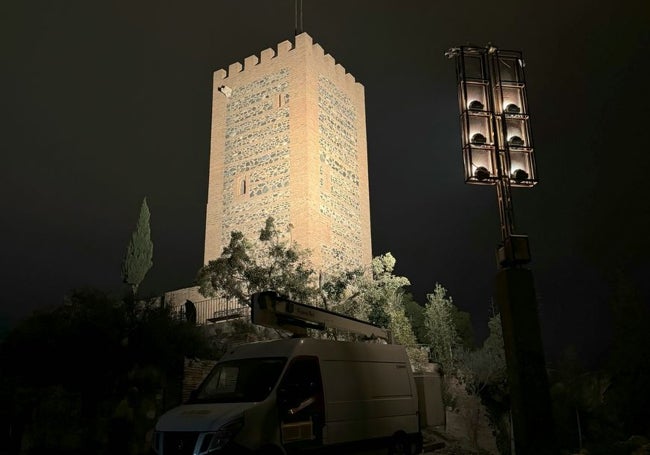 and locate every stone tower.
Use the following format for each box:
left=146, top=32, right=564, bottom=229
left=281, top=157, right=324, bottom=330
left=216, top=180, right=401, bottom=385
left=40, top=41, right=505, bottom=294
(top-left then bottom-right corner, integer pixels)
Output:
left=204, top=32, right=372, bottom=273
